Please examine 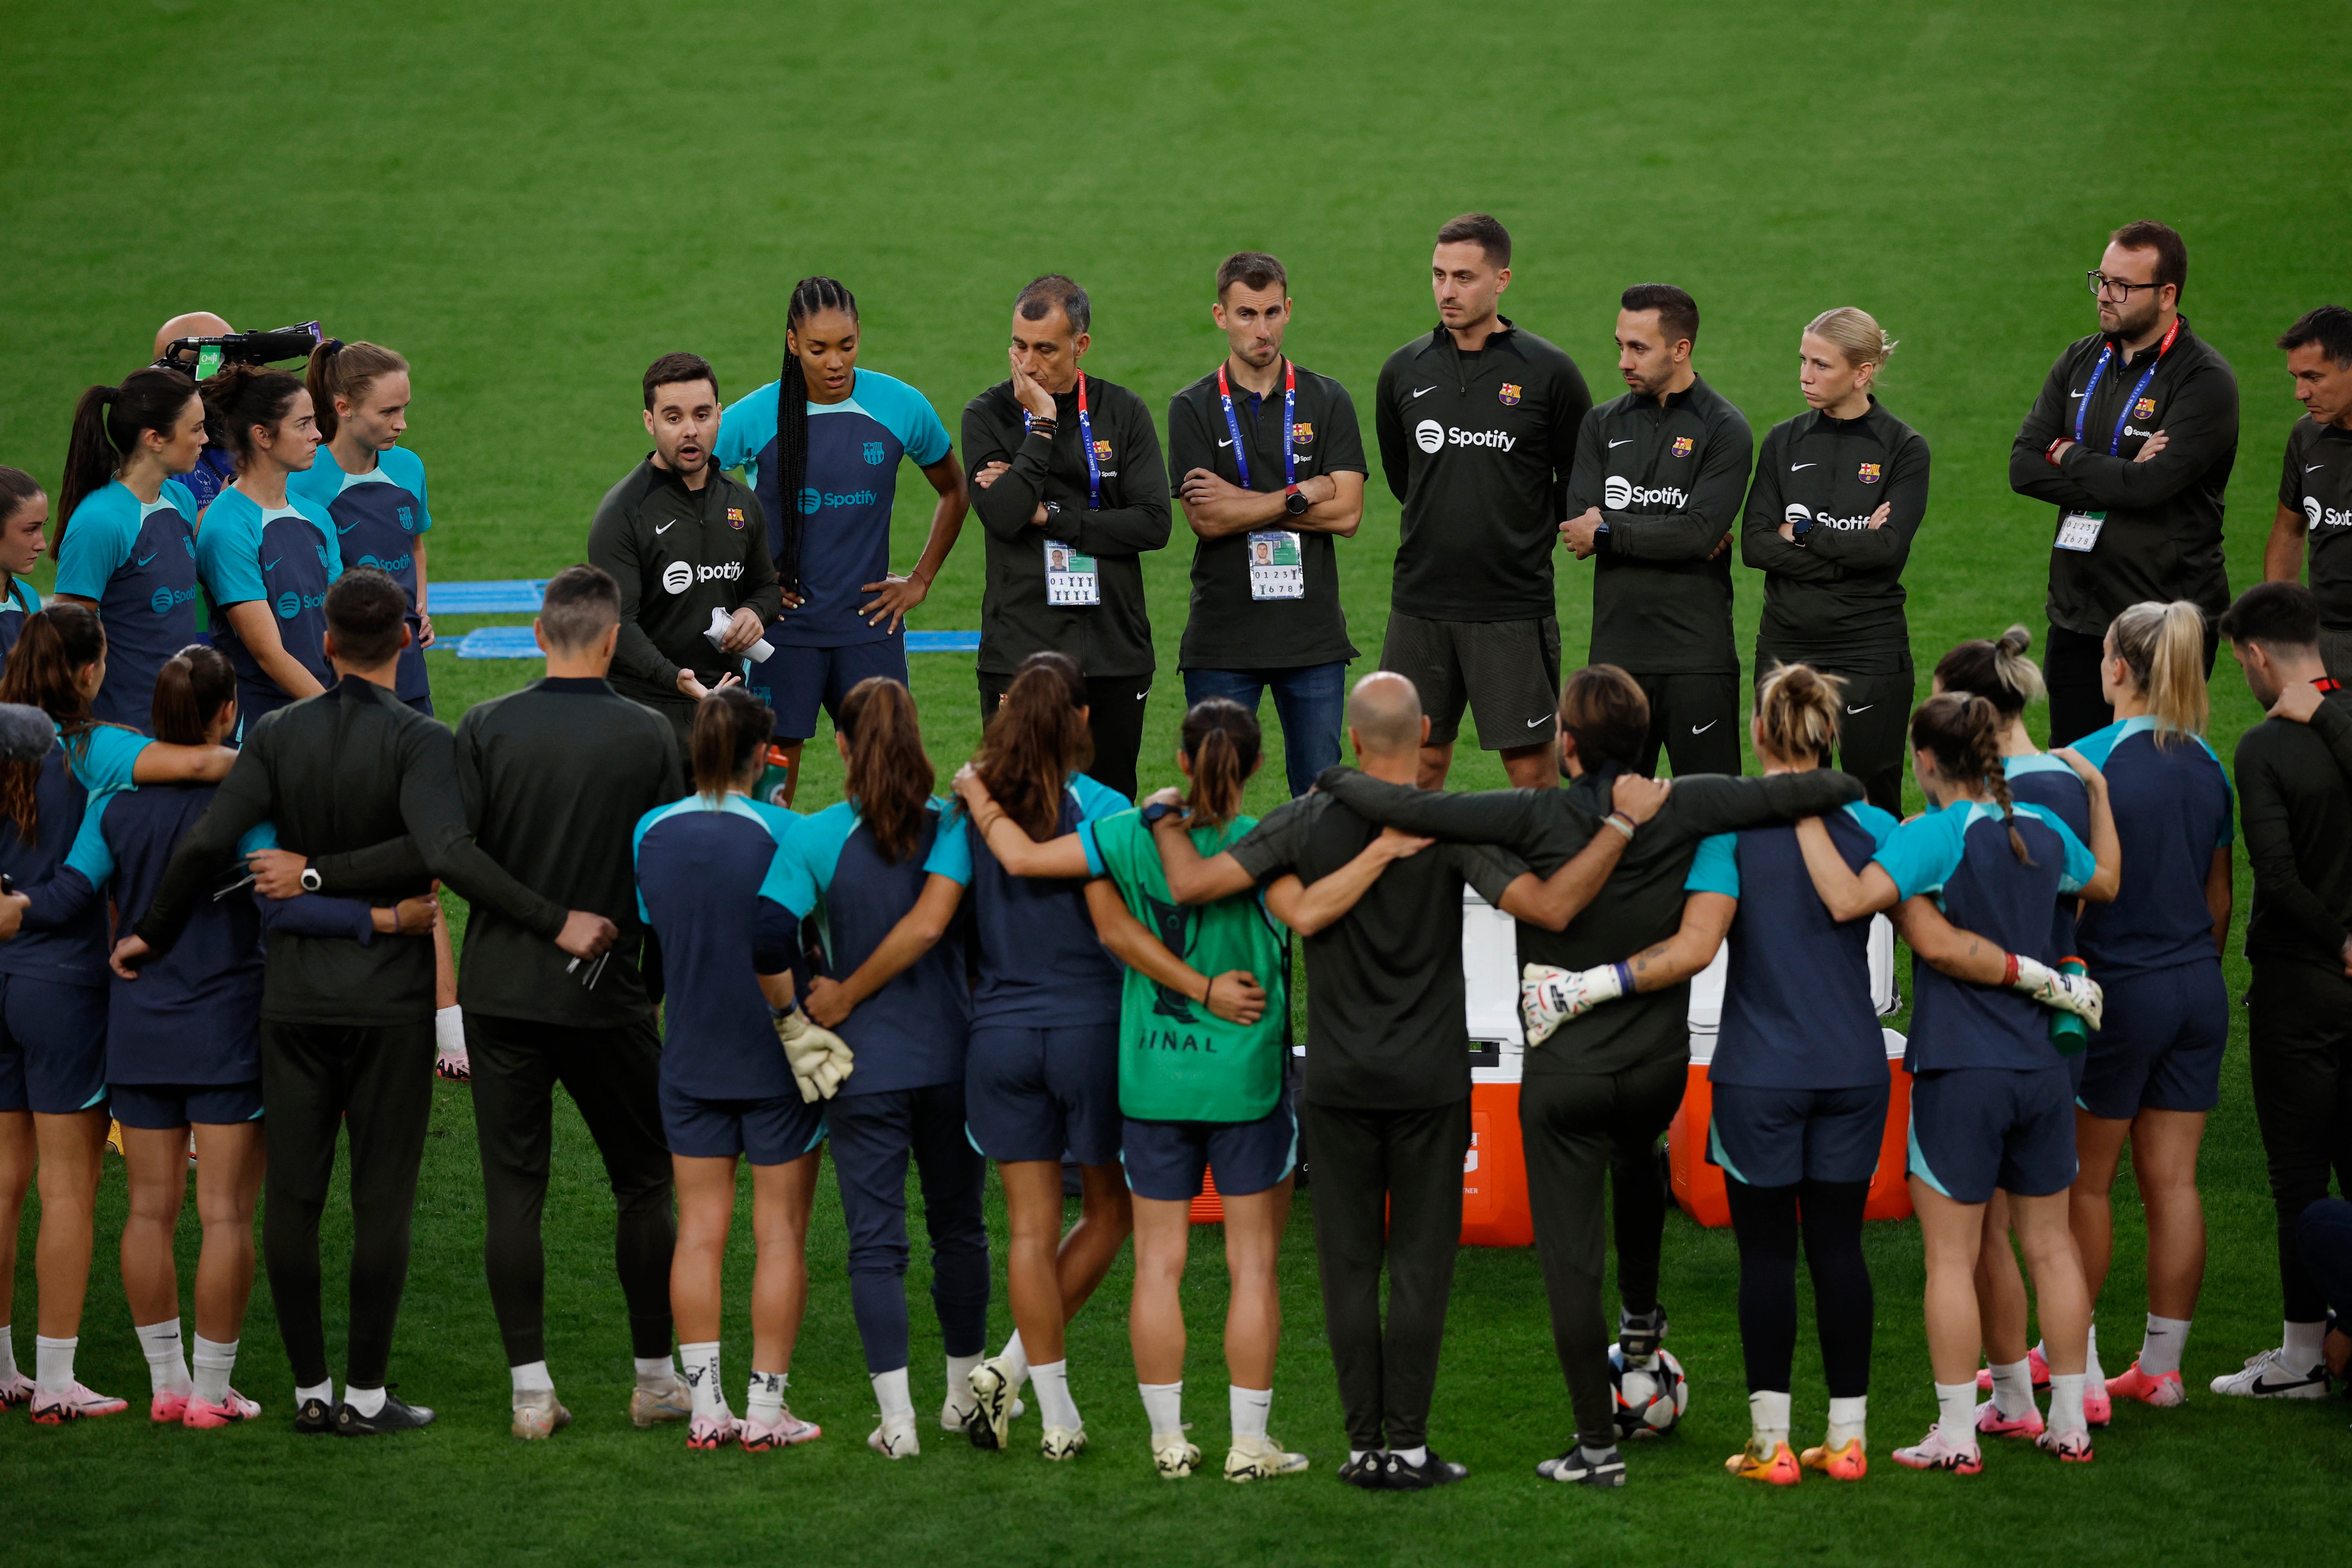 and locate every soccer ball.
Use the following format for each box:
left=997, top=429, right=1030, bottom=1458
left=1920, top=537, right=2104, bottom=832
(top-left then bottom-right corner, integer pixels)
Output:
left=1610, top=1346, right=1688, bottom=1439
